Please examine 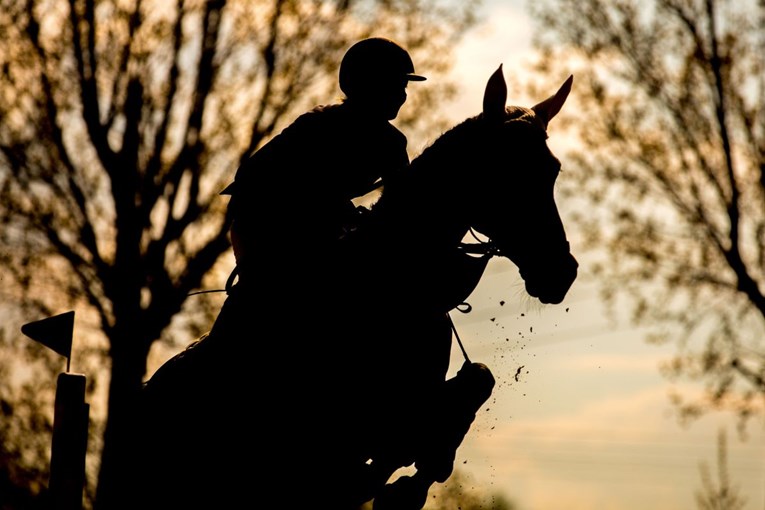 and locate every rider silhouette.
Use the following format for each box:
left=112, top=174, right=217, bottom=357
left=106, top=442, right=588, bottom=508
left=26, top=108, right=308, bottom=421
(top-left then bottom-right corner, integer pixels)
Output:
left=223, top=37, right=426, bottom=285
left=209, top=38, right=495, bottom=510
